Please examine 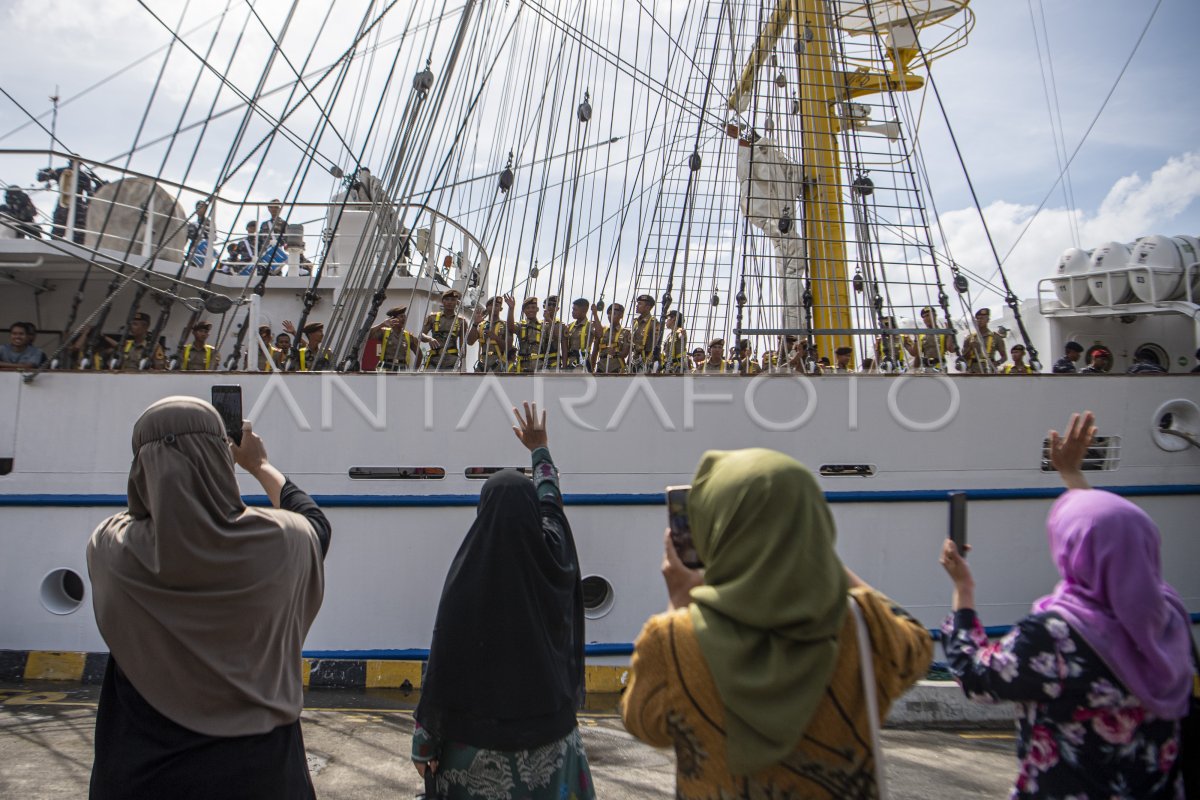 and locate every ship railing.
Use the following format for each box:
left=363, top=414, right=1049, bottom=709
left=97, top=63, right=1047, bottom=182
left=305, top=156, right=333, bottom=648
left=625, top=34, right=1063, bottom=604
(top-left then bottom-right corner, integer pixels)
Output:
left=0, top=148, right=488, bottom=289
